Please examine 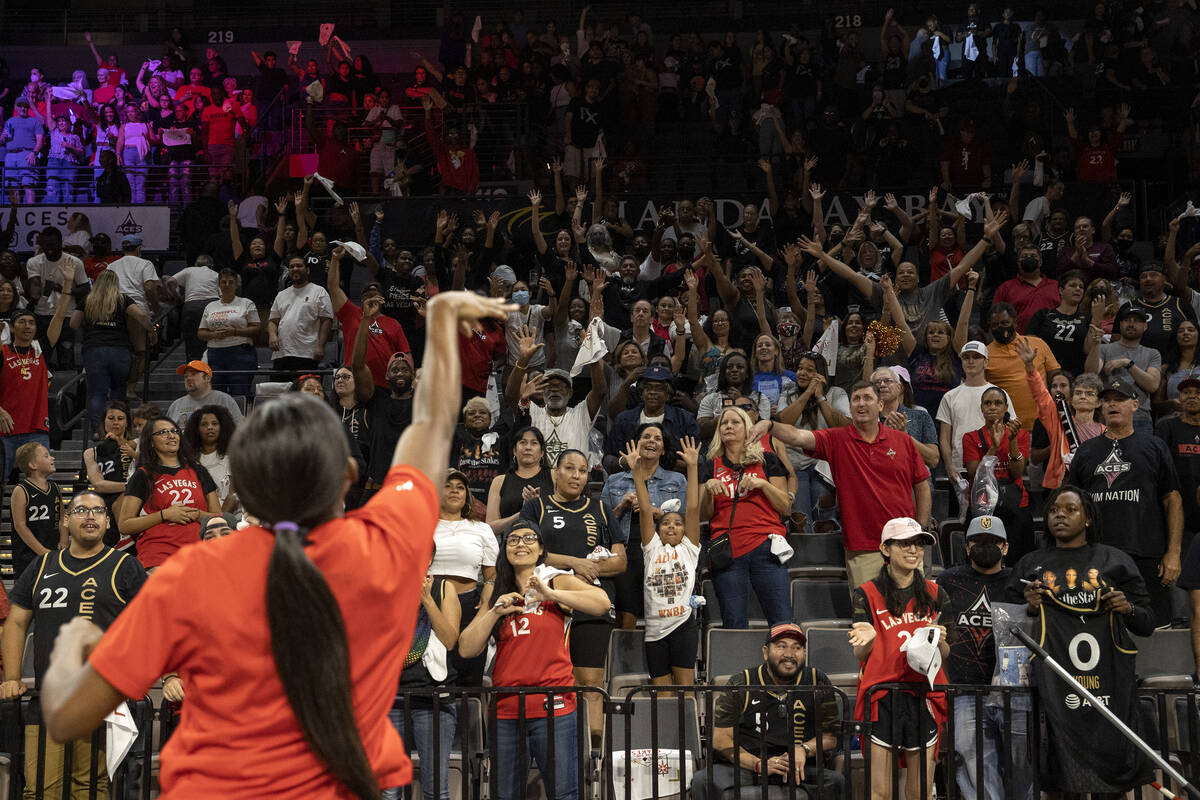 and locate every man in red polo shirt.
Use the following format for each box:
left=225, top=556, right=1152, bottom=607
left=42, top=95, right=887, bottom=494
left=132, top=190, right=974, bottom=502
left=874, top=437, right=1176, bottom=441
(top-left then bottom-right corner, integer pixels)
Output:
left=757, top=379, right=931, bottom=589
left=993, top=245, right=1061, bottom=332
left=327, top=246, right=408, bottom=389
